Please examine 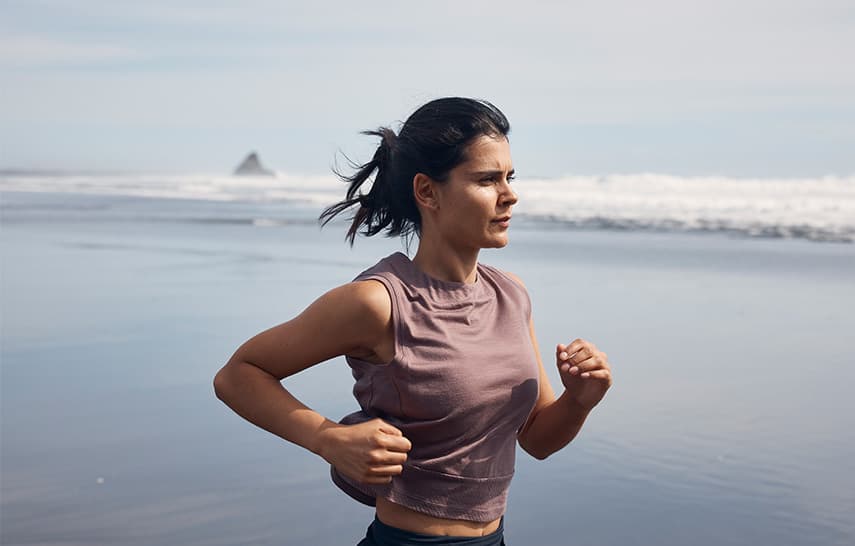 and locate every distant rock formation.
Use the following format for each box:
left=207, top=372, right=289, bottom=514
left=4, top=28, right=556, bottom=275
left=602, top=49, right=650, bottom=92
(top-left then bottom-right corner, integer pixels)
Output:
left=234, top=152, right=274, bottom=176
